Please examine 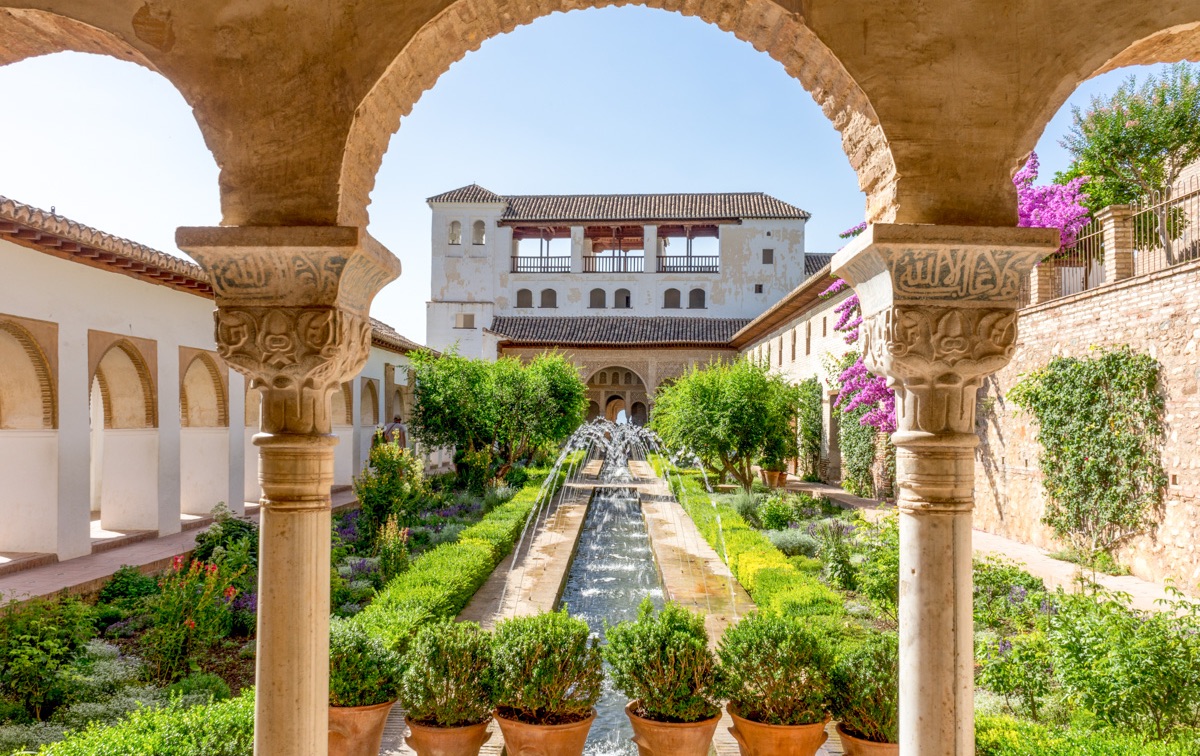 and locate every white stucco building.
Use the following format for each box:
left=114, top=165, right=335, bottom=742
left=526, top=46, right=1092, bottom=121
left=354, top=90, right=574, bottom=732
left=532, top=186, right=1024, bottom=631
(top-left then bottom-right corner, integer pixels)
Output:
left=425, top=185, right=818, bottom=360
left=0, top=197, right=437, bottom=566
